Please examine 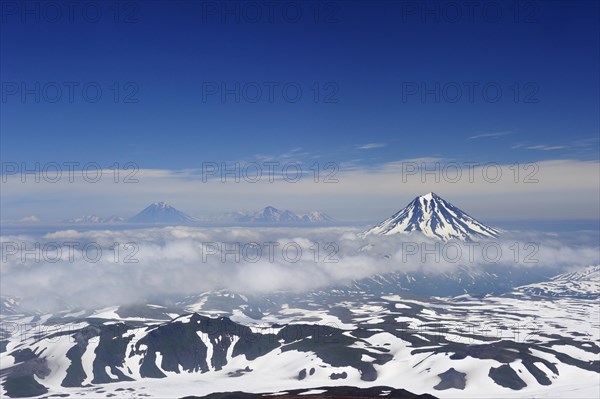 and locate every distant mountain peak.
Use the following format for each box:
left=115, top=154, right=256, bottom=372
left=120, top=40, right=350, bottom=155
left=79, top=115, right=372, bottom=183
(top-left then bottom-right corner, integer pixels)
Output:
left=210, top=206, right=334, bottom=223
left=365, top=193, right=499, bottom=241
left=301, top=210, right=334, bottom=223
left=129, top=202, right=197, bottom=224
